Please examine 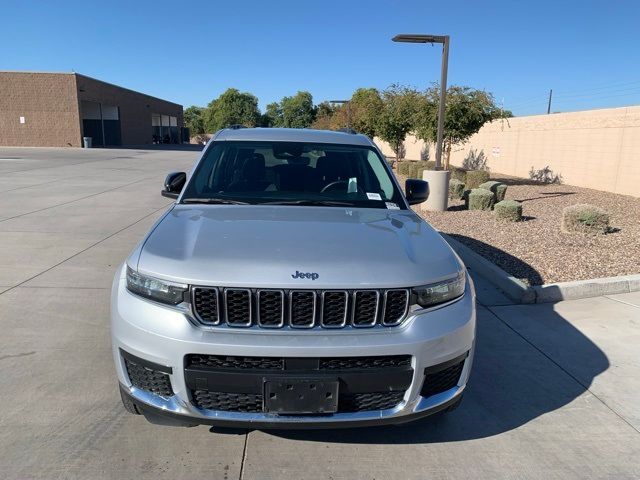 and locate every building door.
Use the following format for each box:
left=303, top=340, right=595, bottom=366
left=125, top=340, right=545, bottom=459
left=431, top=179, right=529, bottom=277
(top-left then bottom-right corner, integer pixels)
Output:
left=80, top=101, right=122, bottom=147
left=81, top=101, right=104, bottom=147
left=101, top=105, right=121, bottom=146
